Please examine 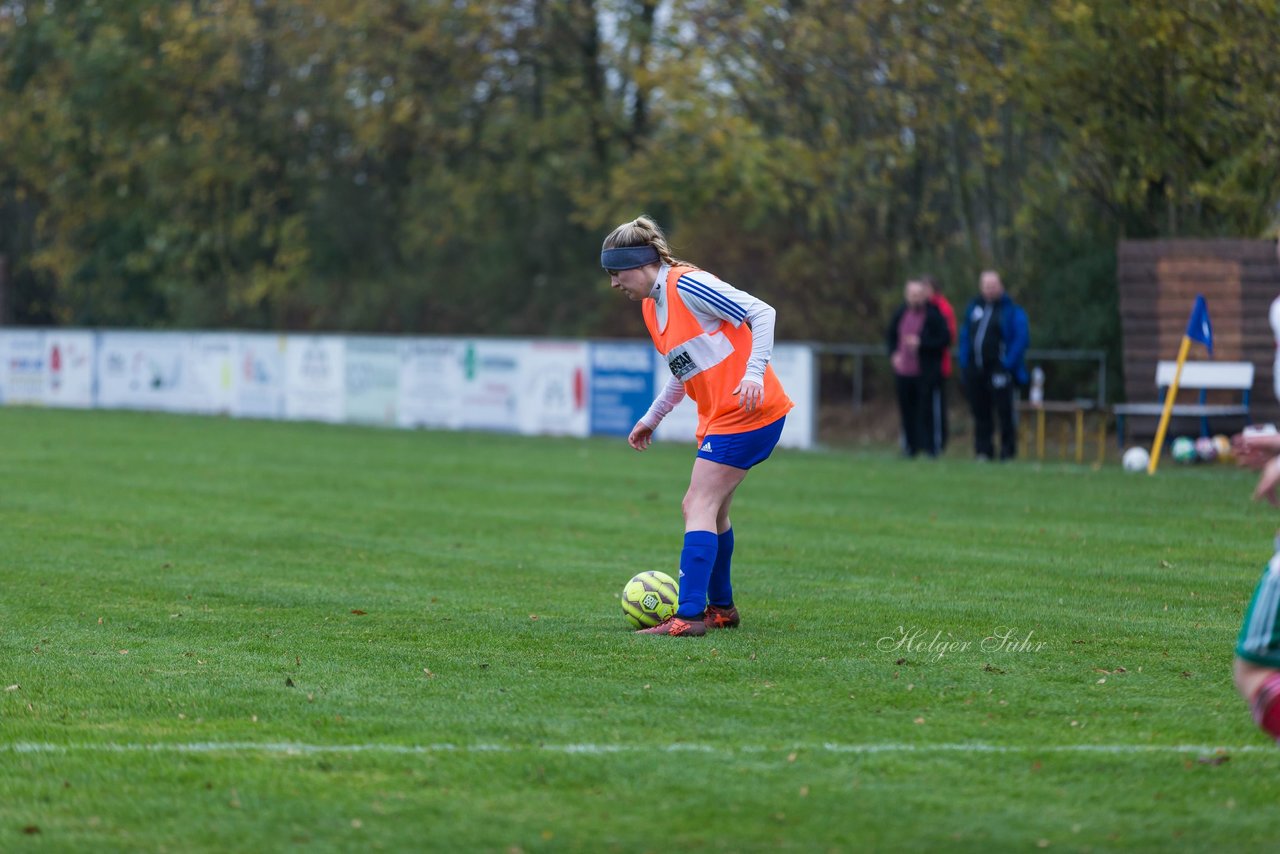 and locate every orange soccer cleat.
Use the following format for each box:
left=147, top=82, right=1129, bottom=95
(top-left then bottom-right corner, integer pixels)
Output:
left=635, top=614, right=707, bottom=637
left=703, top=604, right=740, bottom=630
